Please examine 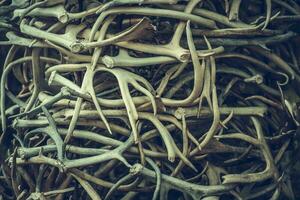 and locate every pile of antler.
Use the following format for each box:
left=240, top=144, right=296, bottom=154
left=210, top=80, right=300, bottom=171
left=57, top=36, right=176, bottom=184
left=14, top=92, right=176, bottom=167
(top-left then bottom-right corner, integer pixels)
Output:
left=1, top=0, right=300, bottom=199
